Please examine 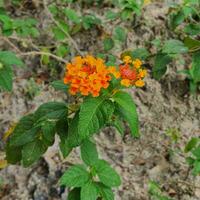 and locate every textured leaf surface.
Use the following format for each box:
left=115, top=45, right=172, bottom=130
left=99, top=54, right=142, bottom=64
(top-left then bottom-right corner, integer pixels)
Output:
left=94, top=160, right=121, bottom=187
left=60, top=164, right=89, bottom=187
left=78, top=97, right=114, bottom=139
left=0, top=51, right=24, bottom=66
left=81, top=182, right=98, bottom=200
left=153, top=53, right=172, bottom=80
left=0, top=65, right=13, bottom=91
left=22, top=140, right=47, bottom=167
left=97, top=183, right=114, bottom=200
left=113, top=91, right=139, bottom=137
left=162, top=40, right=188, bottom=54
left=81, top=139, right=98, bottom=166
